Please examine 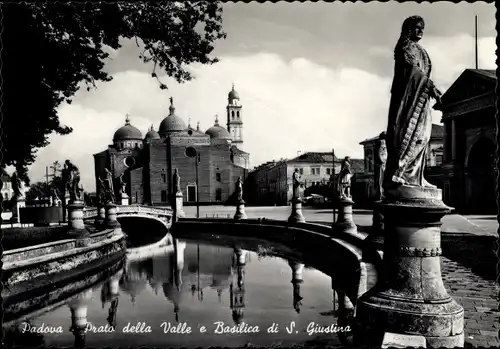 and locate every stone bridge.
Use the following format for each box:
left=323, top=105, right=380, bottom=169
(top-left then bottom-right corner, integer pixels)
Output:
left=83, top=205, right=174, bottom=229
